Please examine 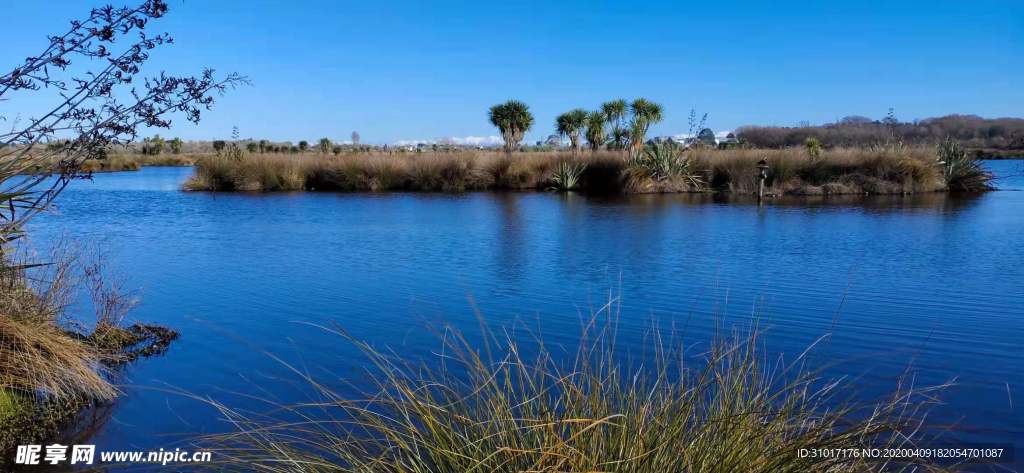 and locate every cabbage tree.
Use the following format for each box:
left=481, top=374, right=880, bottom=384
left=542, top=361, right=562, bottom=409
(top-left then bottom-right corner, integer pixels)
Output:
left=488, top=100, right=534, bottom=154
left=585, top=111, right=607, bottom=152
left=628, top=98, right=663, bottom=156
left=601, top=99, right=627, bottom=150
left=556, top=109, right=588, bottom=155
